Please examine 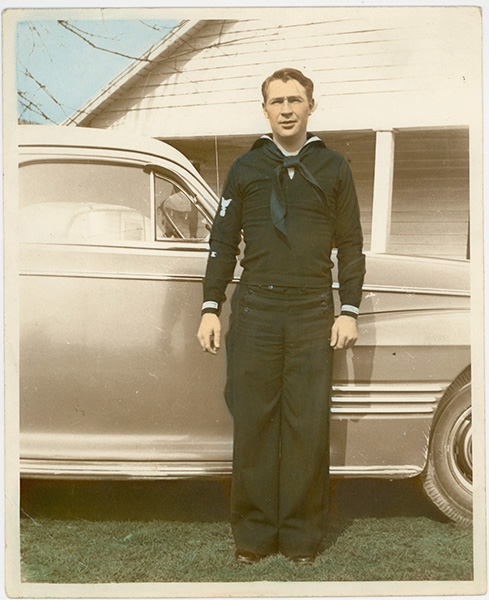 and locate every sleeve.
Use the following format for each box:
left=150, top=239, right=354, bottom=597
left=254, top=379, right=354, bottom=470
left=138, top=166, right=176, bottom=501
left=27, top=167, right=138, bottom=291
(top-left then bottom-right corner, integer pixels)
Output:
left=335, top=157, right=366, bottom=319
left=201, top=160, right=243, bottom=315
